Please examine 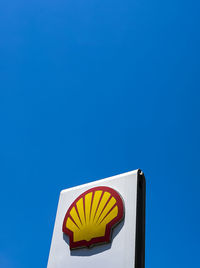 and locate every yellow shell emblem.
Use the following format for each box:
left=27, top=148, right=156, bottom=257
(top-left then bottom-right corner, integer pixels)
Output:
left=62, top=186, right=124, bottom=249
